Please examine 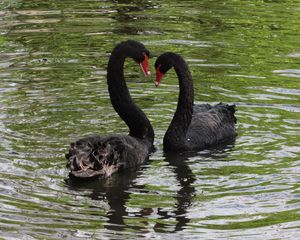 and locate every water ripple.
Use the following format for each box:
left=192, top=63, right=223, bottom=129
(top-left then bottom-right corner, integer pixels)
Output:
left=0, top=0, right=300, bottom=239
